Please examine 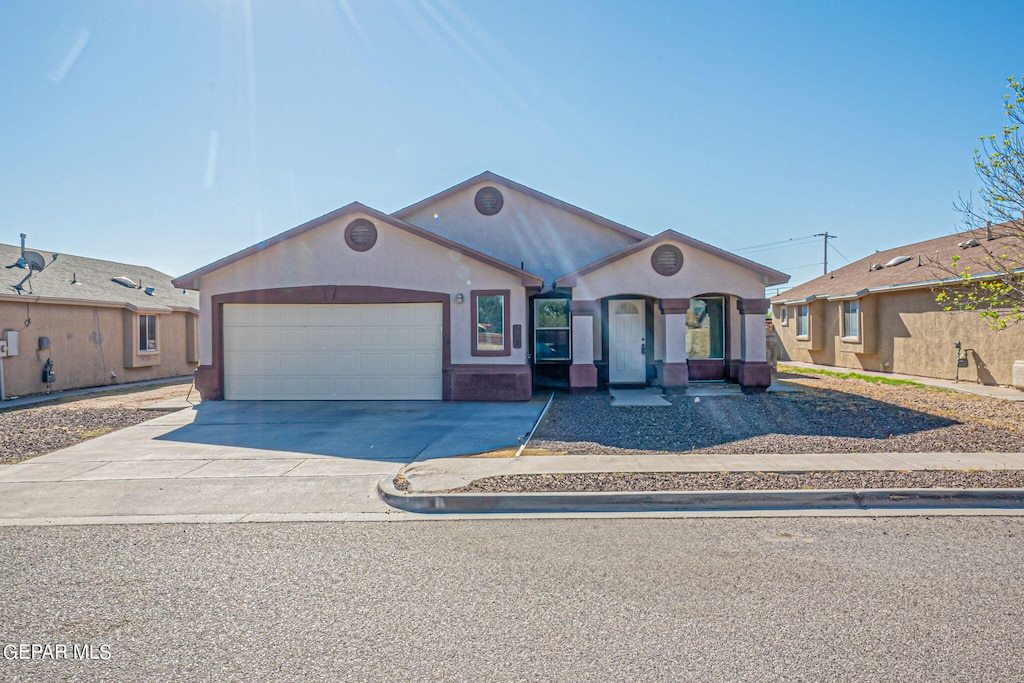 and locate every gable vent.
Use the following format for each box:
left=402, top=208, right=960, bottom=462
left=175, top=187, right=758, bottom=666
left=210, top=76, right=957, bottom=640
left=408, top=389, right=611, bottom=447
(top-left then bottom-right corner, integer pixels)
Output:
left=345, top=219, right=378, bottom=252
left=651, top=244, right=683, bottom=276
left=474, top=186, right=504, bottom=216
